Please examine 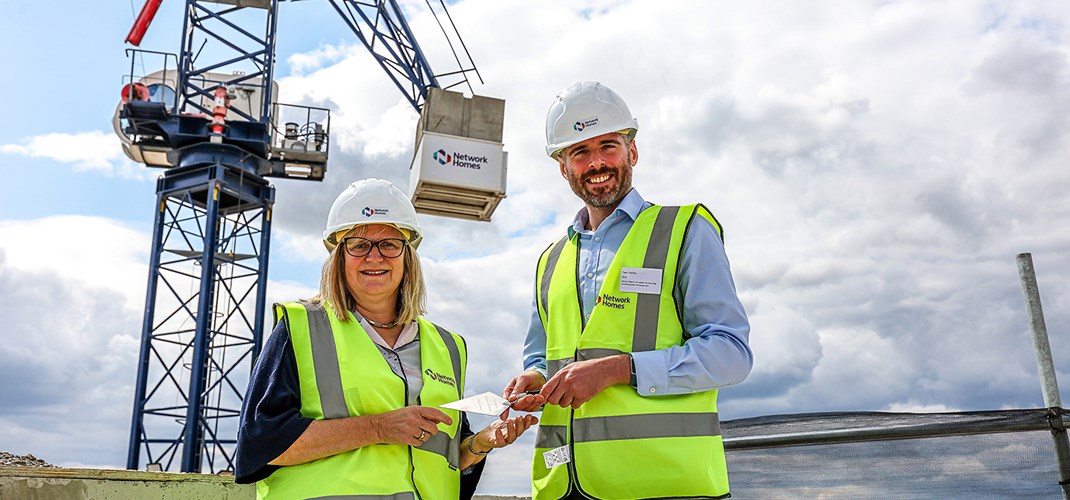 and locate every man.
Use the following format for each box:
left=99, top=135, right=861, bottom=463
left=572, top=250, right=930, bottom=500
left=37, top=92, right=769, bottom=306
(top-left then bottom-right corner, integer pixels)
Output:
left=503, top=82, right=753, bottom=499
